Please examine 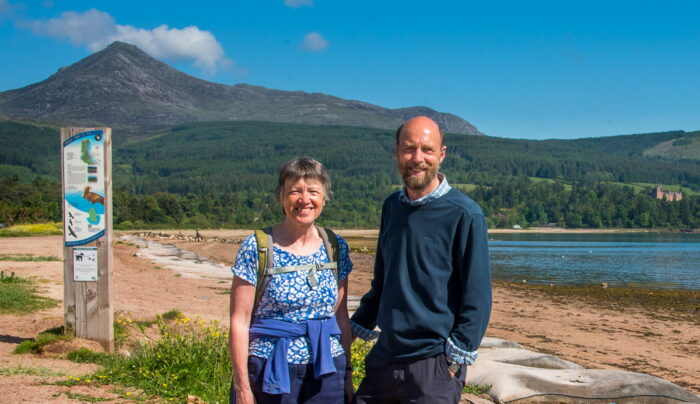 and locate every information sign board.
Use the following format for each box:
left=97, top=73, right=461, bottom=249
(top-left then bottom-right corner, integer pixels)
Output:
left=62, top=130, right=106, bottom=246
left=73, top=247, right=98, bottom=281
